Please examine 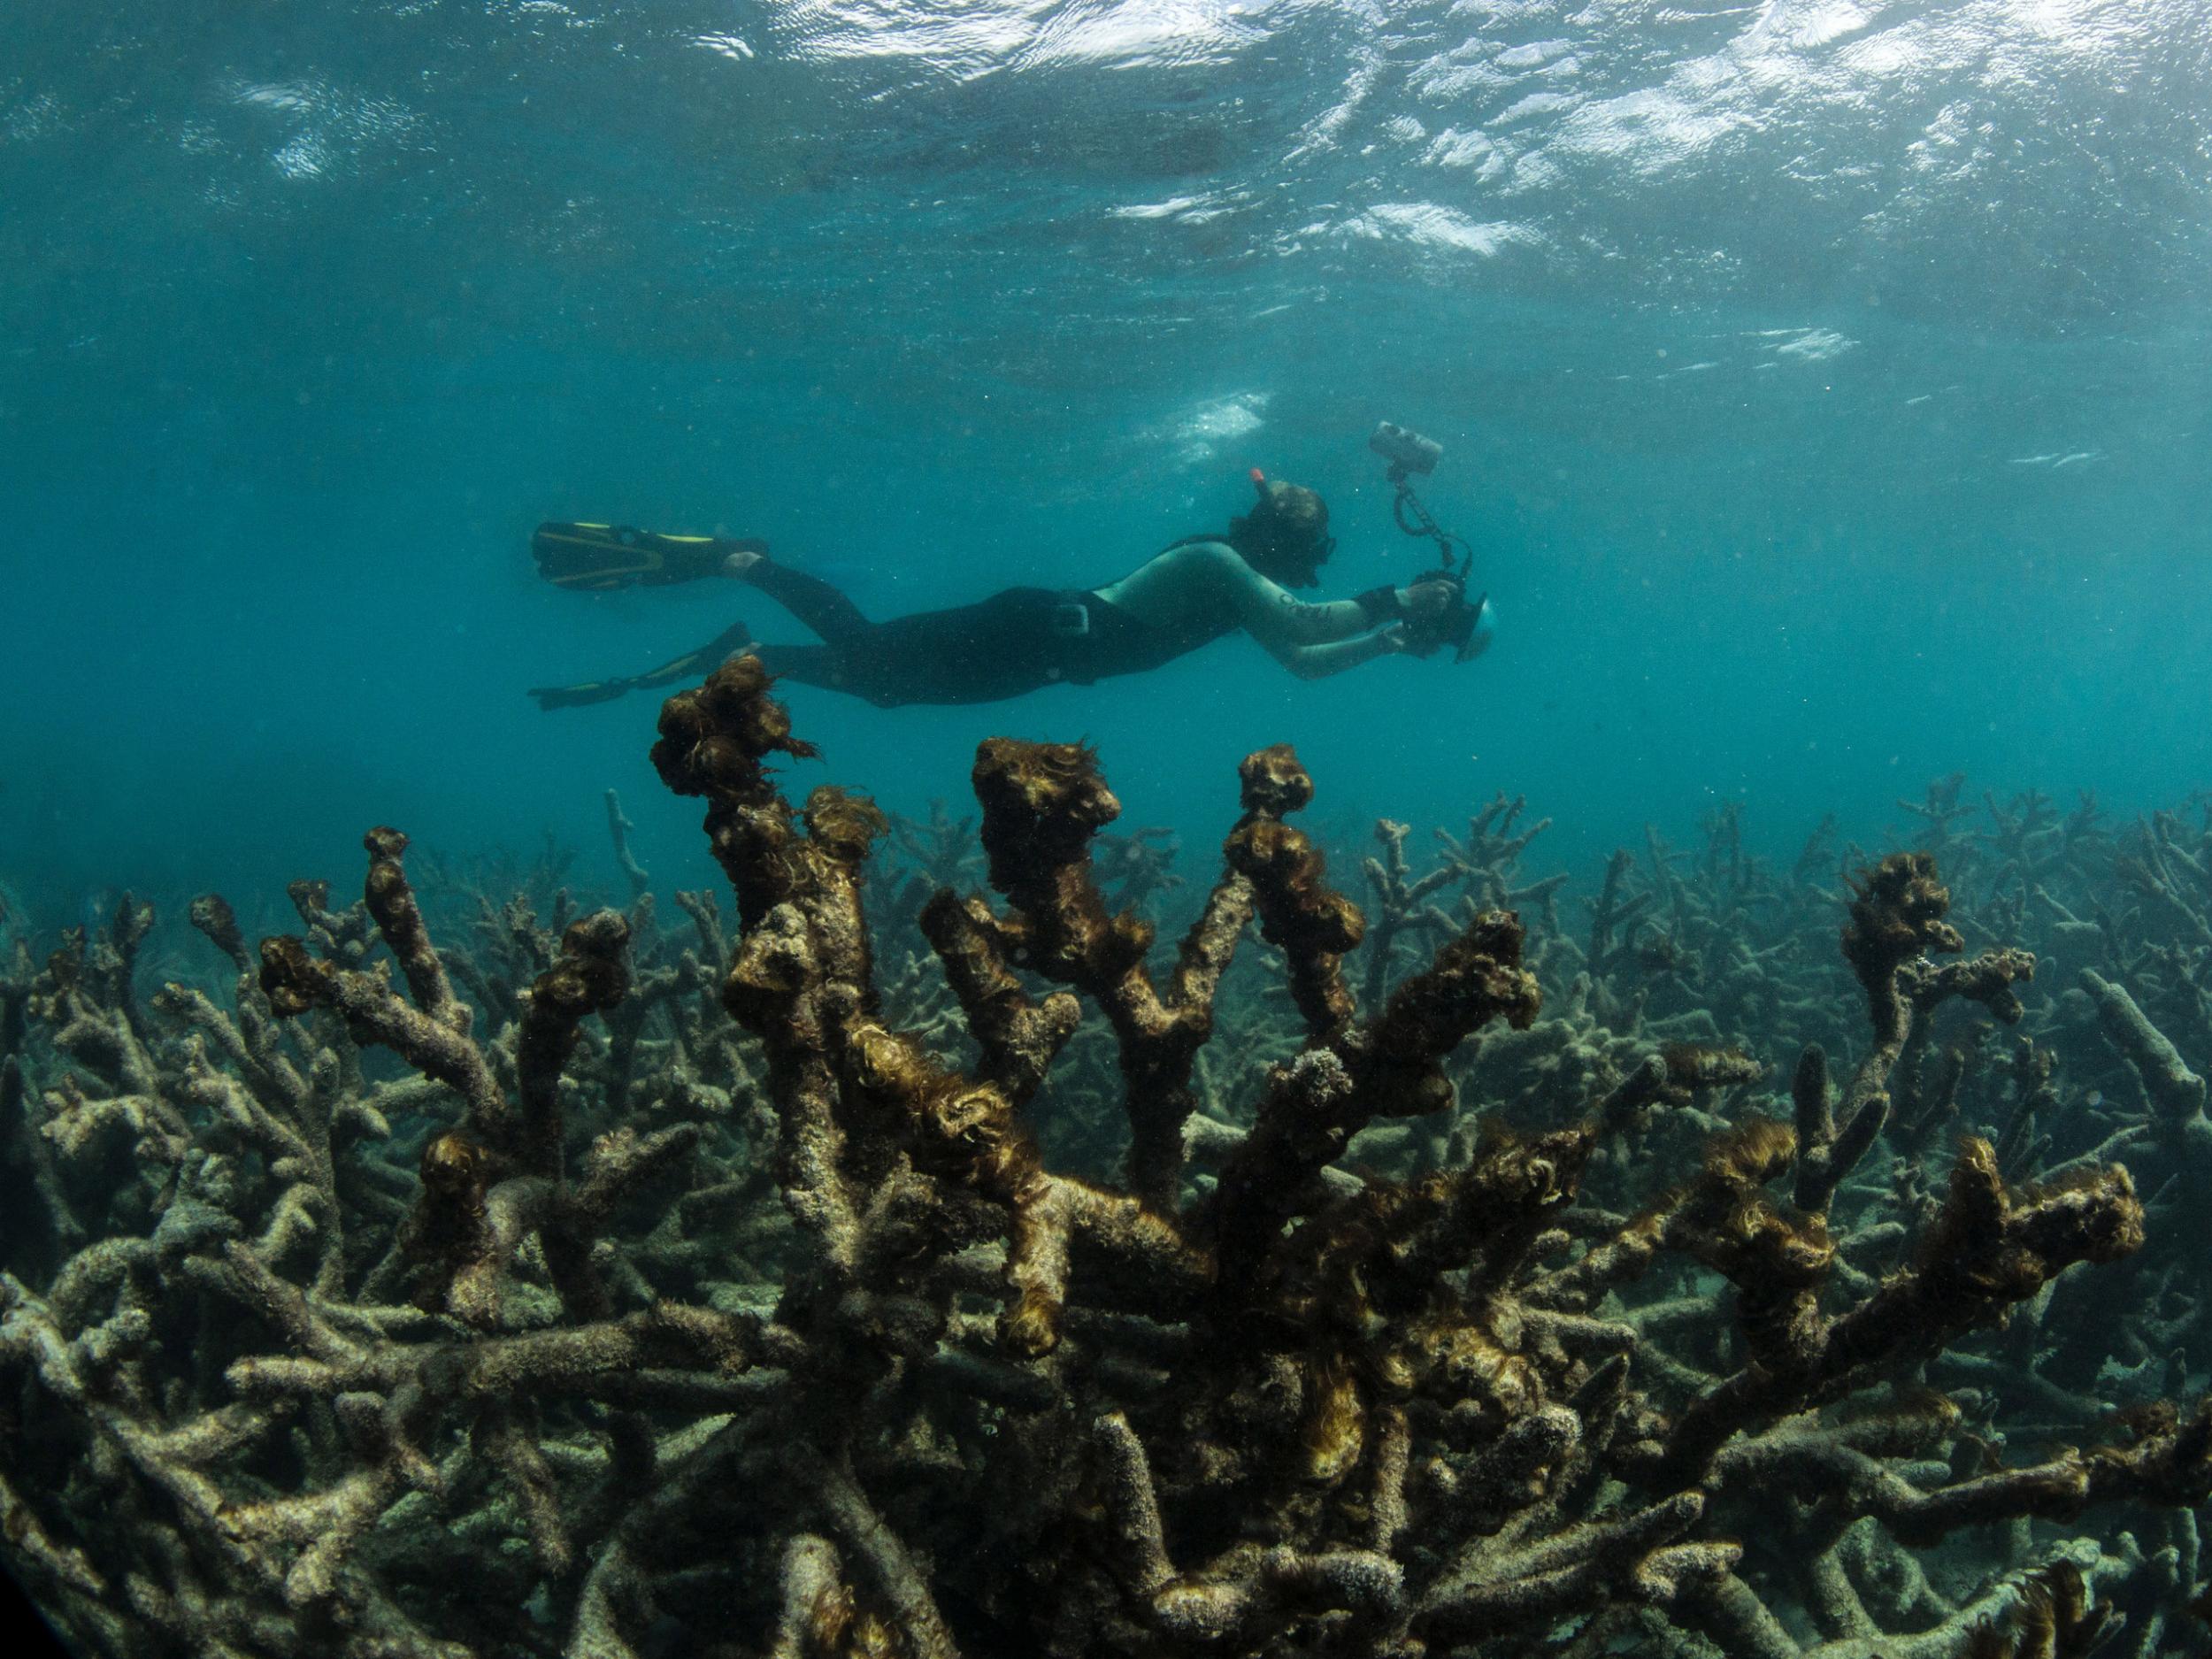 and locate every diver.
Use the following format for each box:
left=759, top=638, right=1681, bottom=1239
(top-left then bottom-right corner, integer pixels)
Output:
left=526, top=470, right=1490, bottom=711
